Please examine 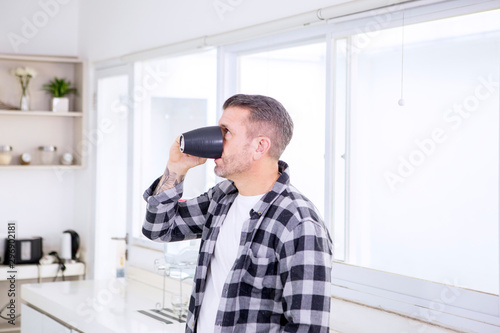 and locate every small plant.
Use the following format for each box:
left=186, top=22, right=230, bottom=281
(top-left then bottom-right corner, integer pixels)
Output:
left=43, top=77, right=77, bottom=97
